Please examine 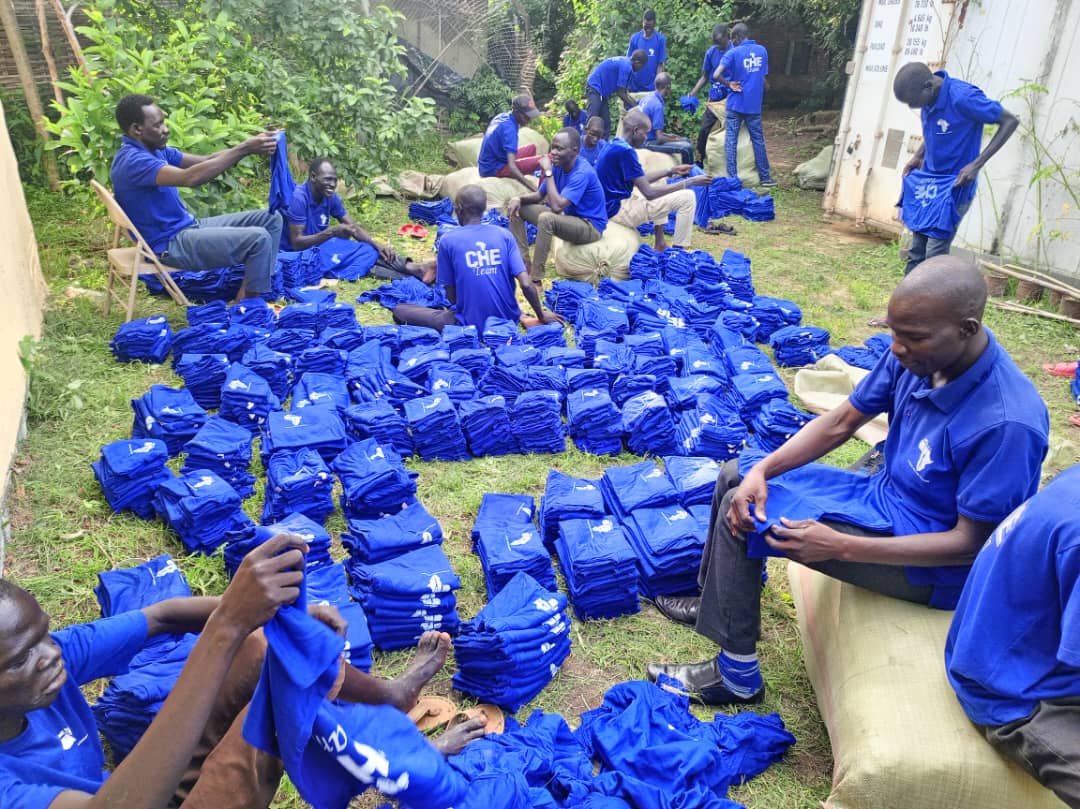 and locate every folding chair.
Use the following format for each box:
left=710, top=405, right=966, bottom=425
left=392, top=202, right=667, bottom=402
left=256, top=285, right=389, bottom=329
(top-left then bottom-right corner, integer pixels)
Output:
left=90, top=179, right=191, bottom=321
